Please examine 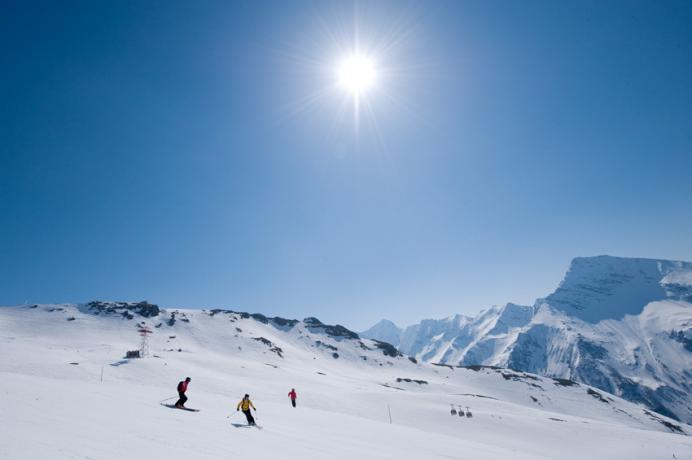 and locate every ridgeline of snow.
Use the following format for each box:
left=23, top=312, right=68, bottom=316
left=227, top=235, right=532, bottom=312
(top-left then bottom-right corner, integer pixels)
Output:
left=360, top=256, right=692, bottom=424
left=1, top=302, right=690, bottom=459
